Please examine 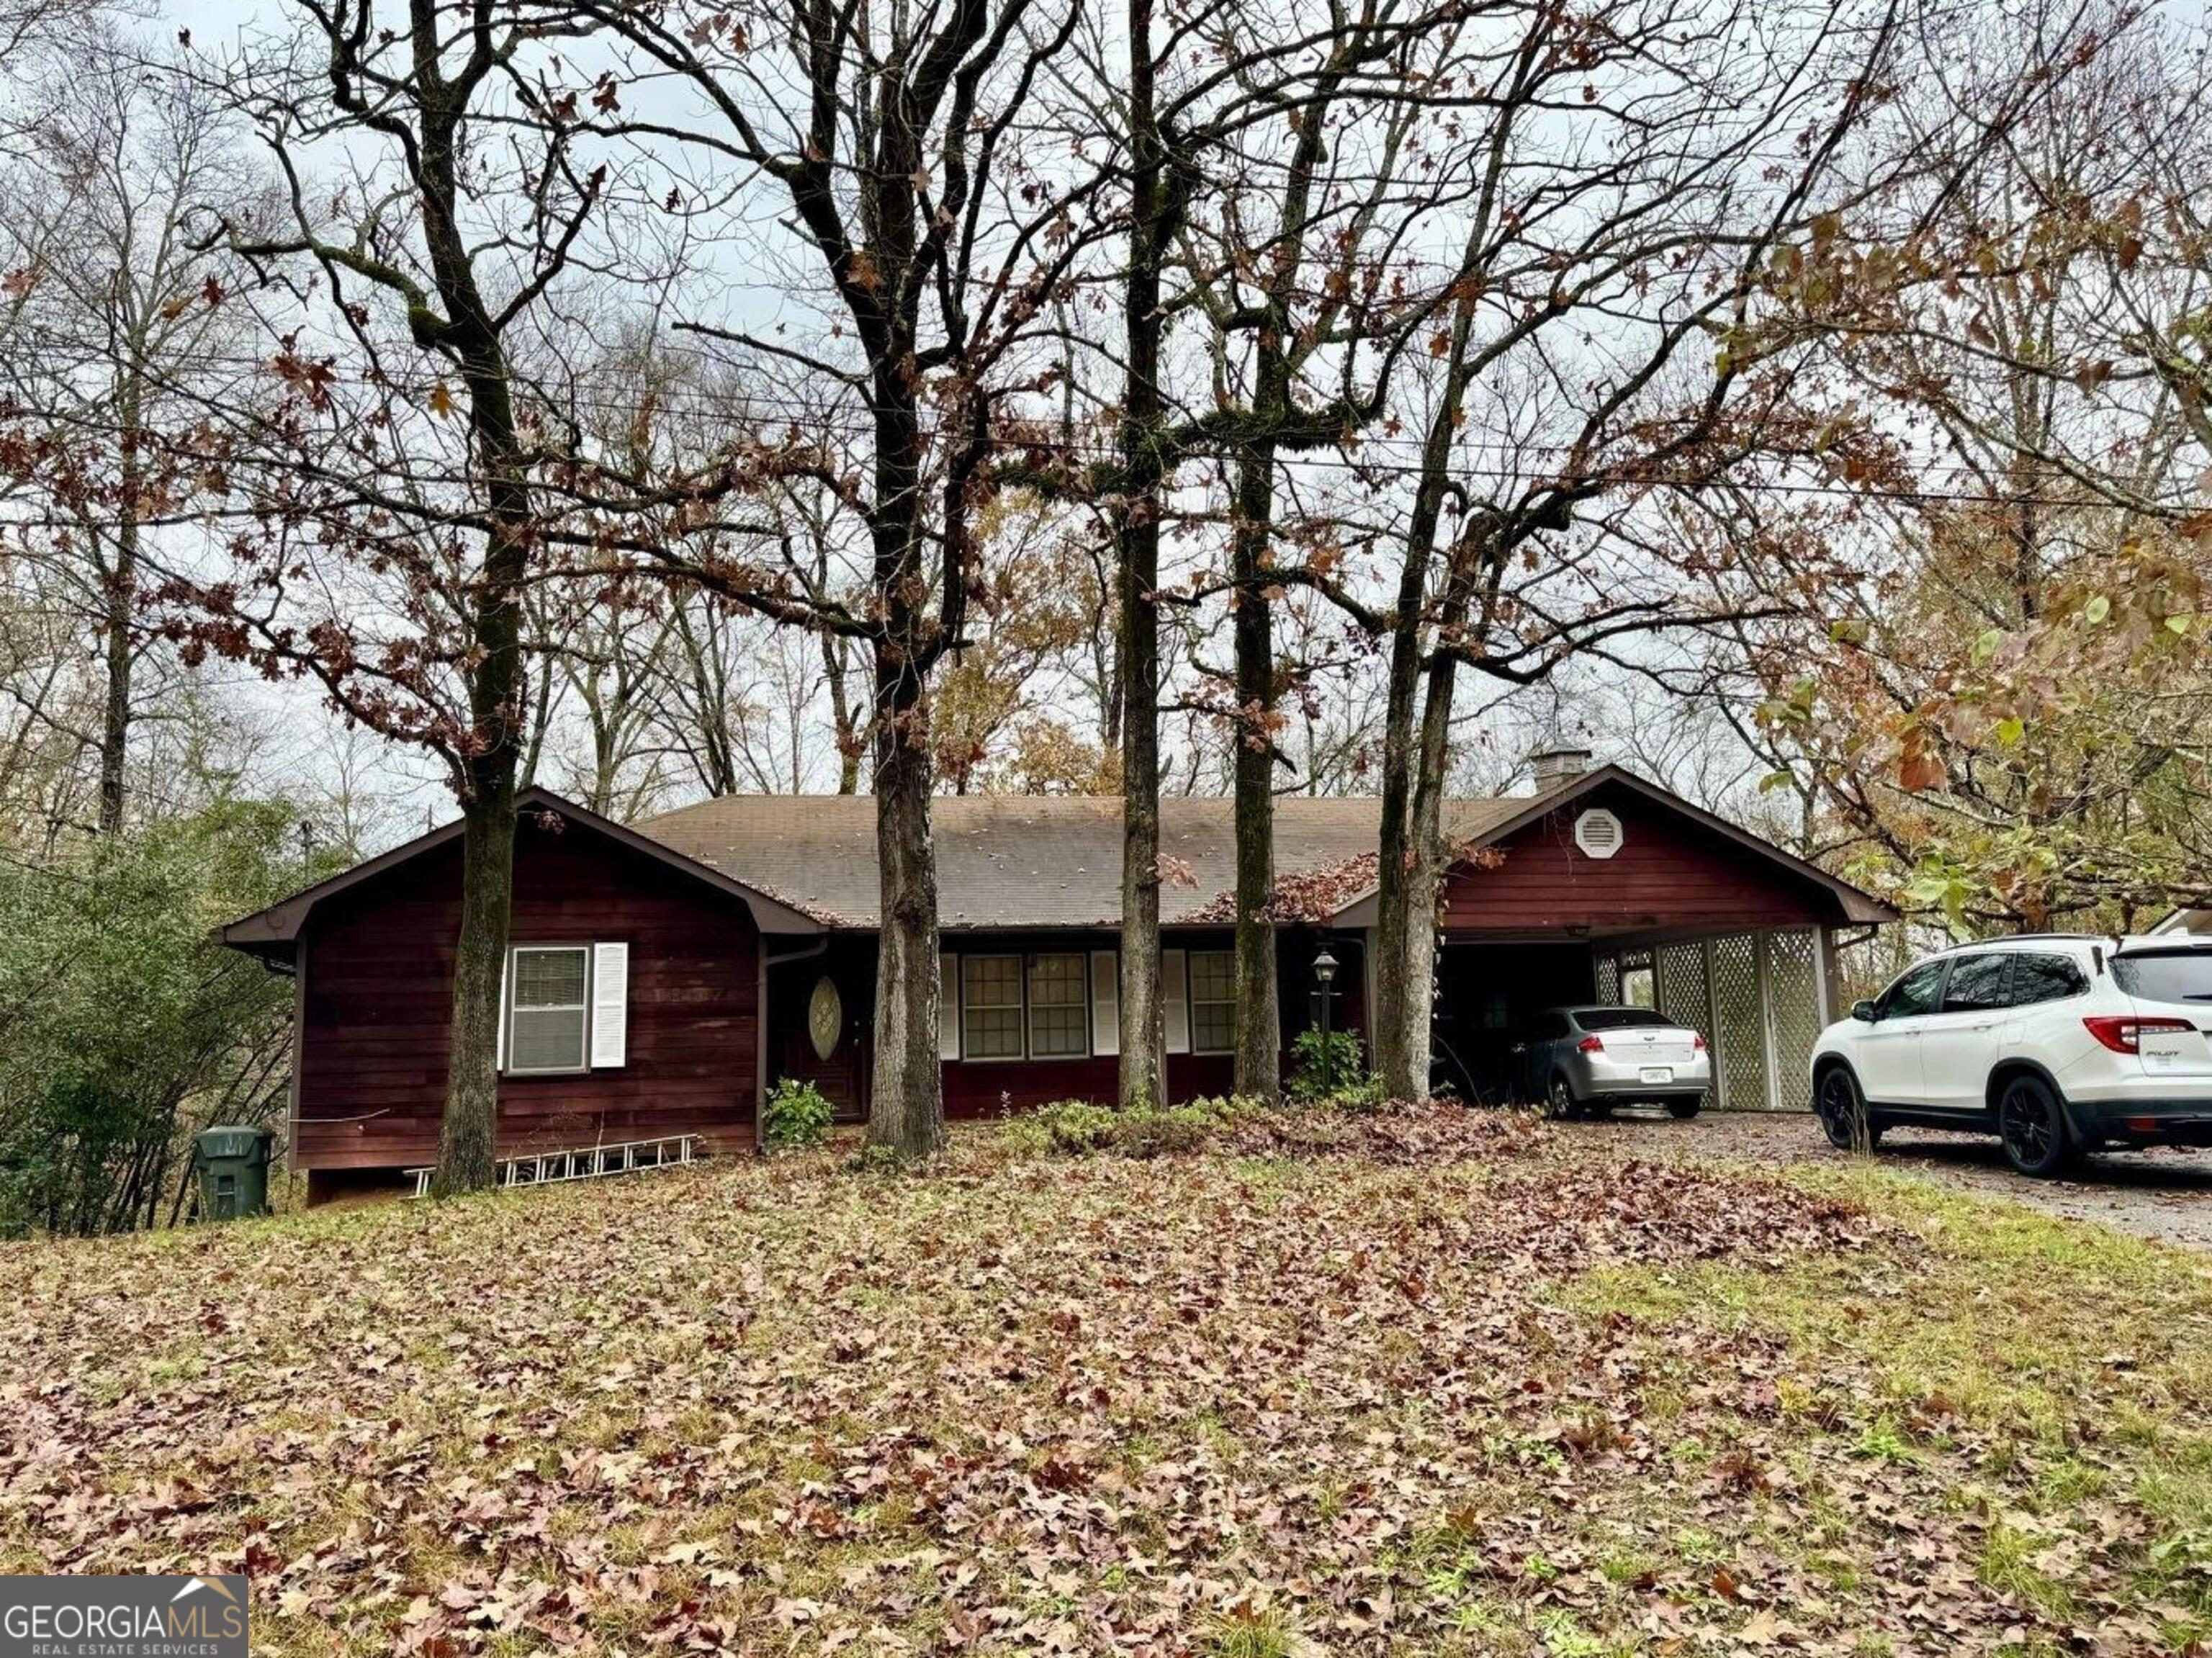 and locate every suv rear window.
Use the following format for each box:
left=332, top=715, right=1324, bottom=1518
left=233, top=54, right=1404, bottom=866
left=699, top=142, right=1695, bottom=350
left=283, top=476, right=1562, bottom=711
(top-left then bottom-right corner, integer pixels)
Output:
left=1575, top=1008, right=1672, bottom=1030
left=2113, top=950, right=2212, bottom=1003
